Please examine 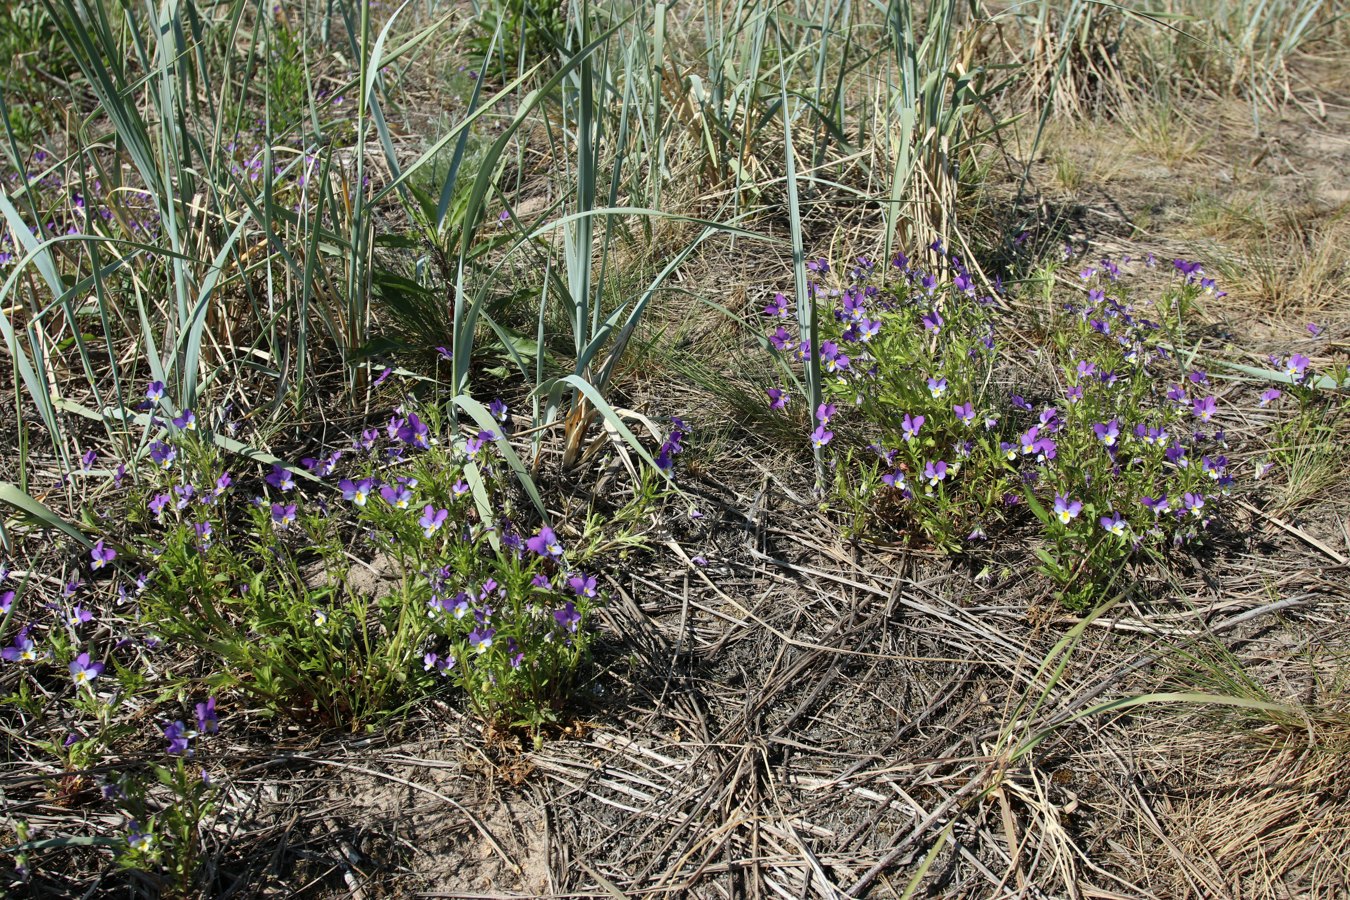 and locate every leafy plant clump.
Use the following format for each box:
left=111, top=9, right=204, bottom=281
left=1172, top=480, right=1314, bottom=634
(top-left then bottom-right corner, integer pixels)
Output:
left=760, top=248, right=1346, bottom=608
left=0, top=384, right=616, bottom=886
